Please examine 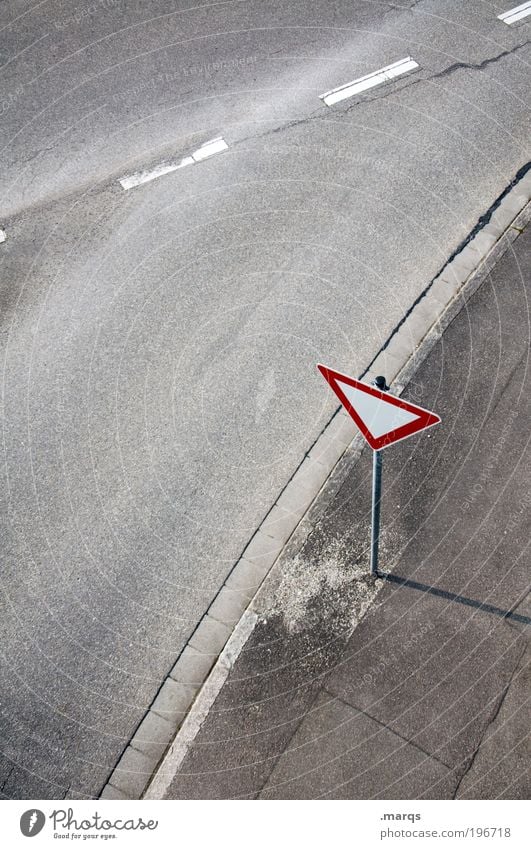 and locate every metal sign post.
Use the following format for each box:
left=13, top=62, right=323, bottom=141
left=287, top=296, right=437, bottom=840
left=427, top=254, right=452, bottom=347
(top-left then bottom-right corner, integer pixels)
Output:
left=369, top=376, right=388, bottom=577
left=370, top=448, right=383, bottom=576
